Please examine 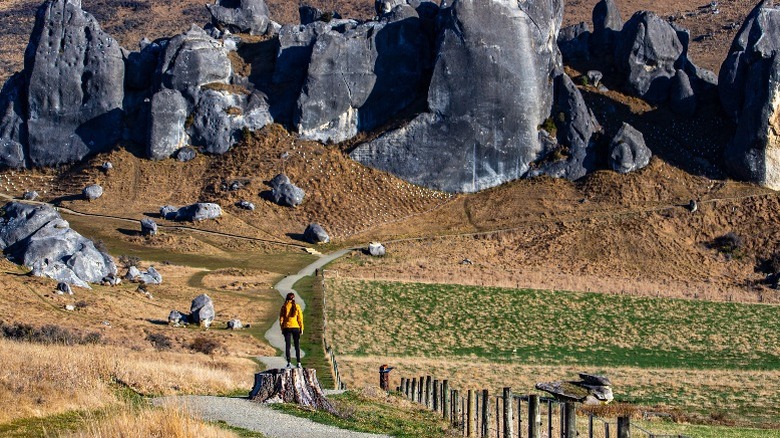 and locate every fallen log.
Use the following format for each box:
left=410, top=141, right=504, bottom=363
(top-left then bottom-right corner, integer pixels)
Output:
left=249, top=368, right=335, bottom=413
